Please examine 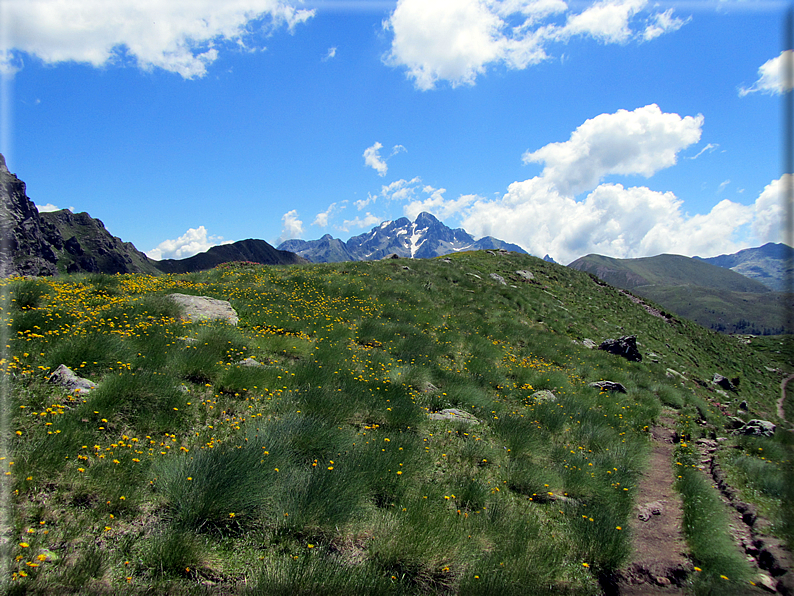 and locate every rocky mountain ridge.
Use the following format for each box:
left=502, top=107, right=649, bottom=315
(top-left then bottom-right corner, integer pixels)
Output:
left=278, top=212, right=527, bottom=262
left=0, top=154, right=304, bottom=277
left=694, top=243, right=793, bottom=292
